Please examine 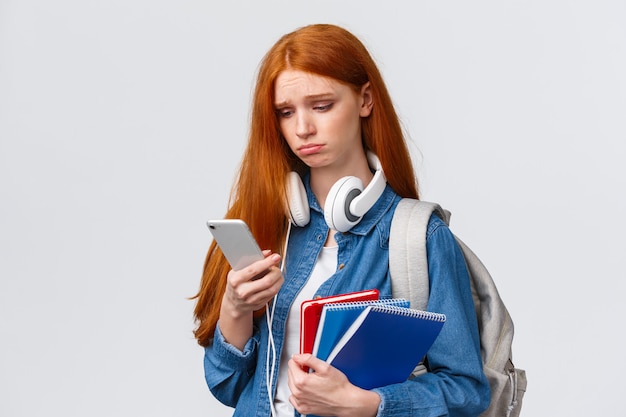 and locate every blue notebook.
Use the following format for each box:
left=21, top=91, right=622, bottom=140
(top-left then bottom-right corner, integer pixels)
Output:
left=326, top=305, right=446, bottom=390
left=312, top=298, right=410, bottom=362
